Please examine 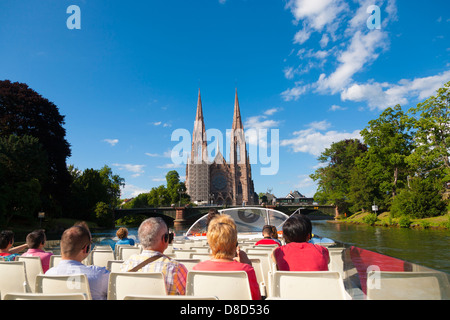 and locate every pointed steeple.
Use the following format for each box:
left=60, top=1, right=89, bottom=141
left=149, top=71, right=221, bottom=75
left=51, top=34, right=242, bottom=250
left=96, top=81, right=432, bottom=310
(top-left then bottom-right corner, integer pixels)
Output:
left=191, top=89, right=207, bottom=163
left=232, top=89, right=243, bottom=130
